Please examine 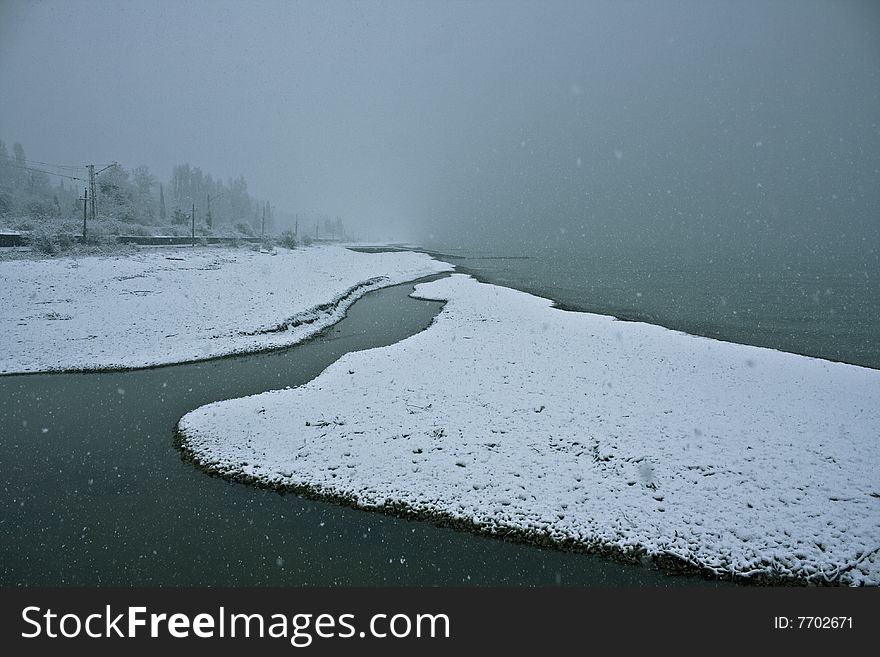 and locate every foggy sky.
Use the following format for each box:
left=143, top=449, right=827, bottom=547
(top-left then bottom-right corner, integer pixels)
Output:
left=1, top=0, right=878, bottom=252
